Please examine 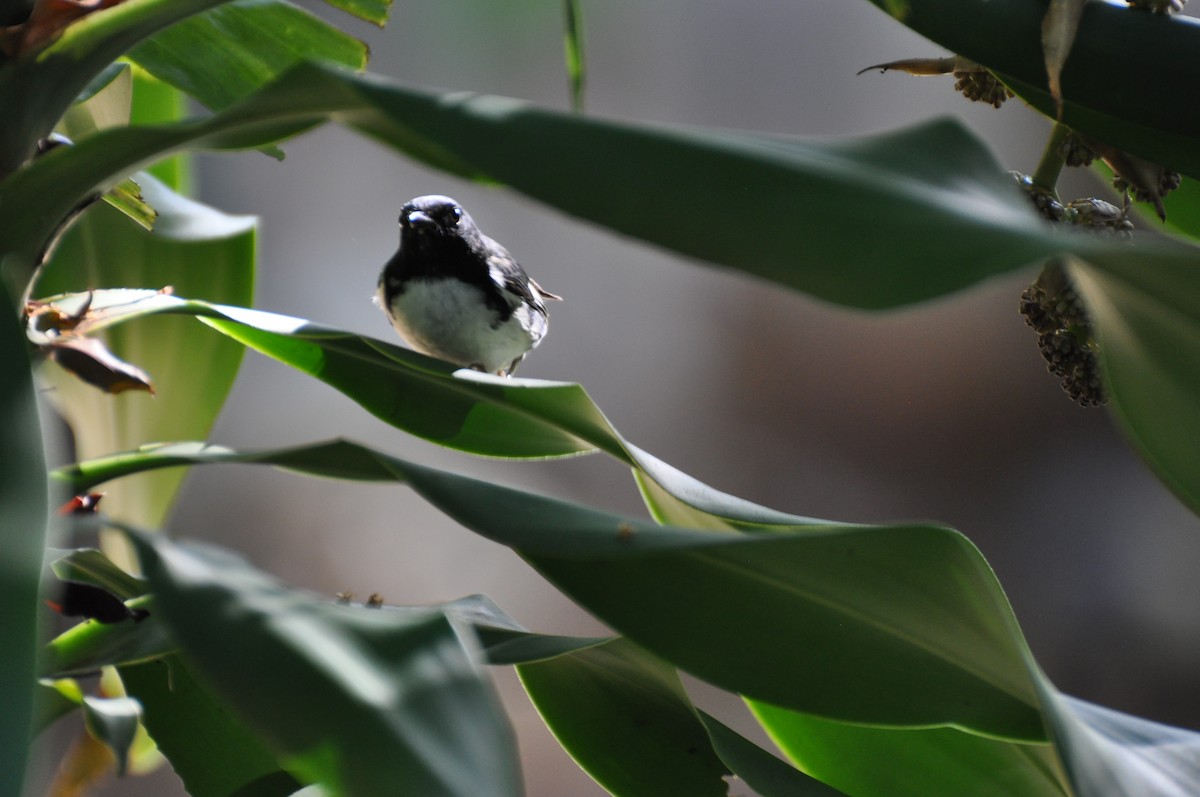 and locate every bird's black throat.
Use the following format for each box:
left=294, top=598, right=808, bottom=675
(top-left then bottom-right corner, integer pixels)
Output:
left=381, top=230, right=515, bottom=321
